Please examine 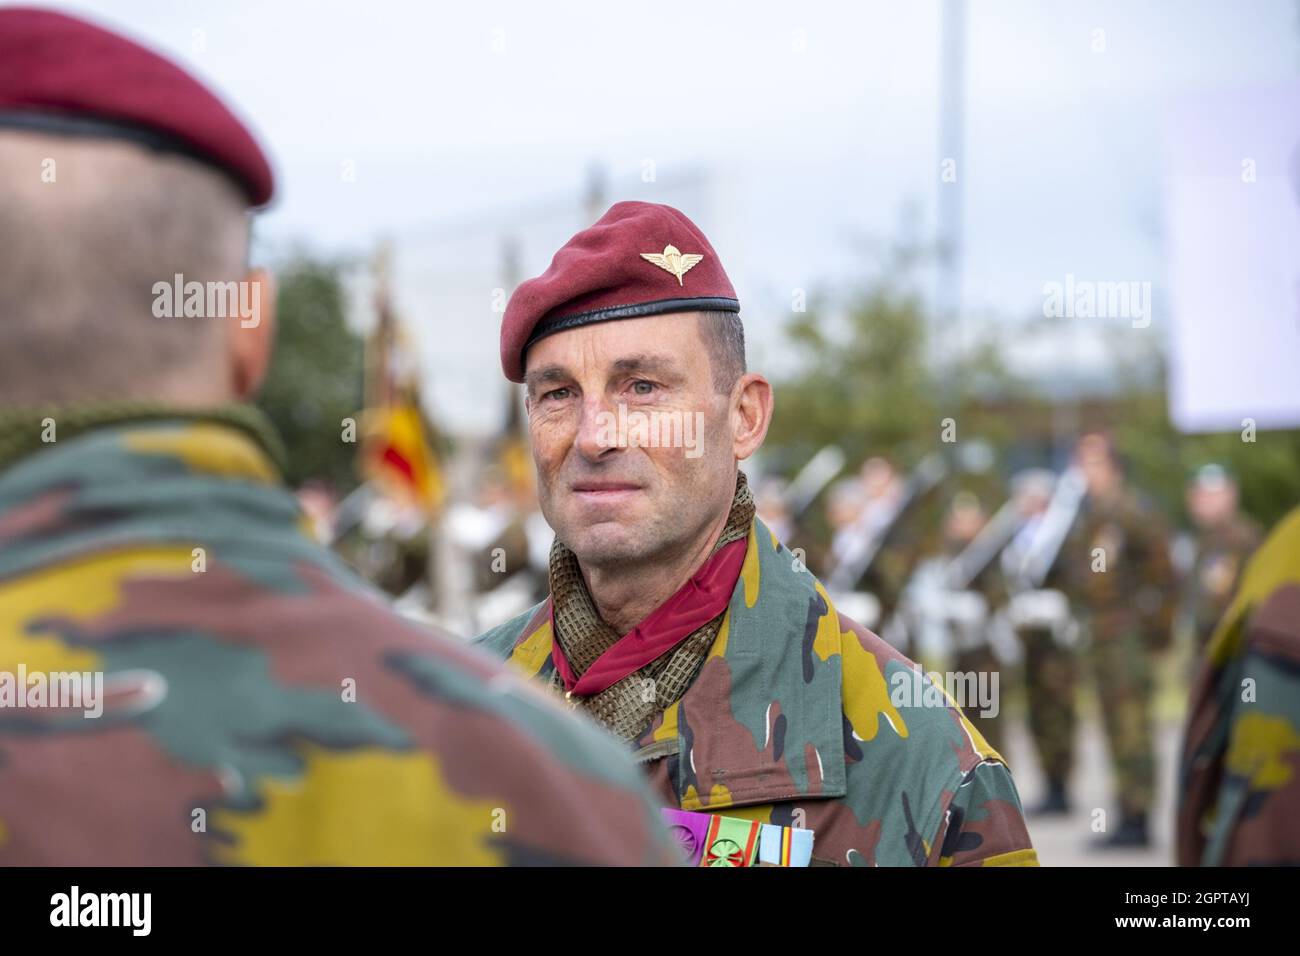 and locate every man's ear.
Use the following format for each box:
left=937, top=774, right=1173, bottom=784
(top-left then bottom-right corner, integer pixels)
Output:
left=229, top=267, right=276, bottom=399
left=731, top=372, right=773, bottom=462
